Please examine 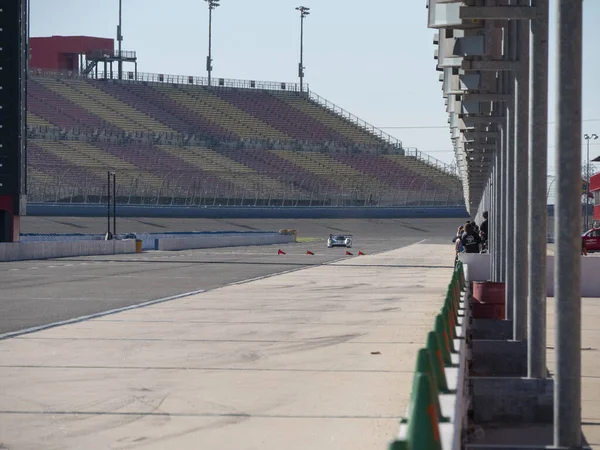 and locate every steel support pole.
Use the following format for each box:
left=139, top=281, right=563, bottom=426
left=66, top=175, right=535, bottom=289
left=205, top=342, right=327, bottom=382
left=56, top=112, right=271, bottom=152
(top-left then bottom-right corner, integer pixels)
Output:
left=527, top=0, right=548, bottom=379
left=499, top=120, right=506, bottom=282
left=299, top=13, right=305, bottom=92
left=491, top=179, right=495, bottom=277
left=117, top=0, right=122, bottom=80
left=505, top=14, right=516, bottom=321
left=505, top=98, right=515, bottom=320
left=586, top=138, right=590, bottom=230
left=554, top=0, right=583, bottom=446
left=513, top=7, right=530, bottom=341
left=113, top=174, right=117, bottom=237
left=495, top=149, right=502, bottom=281
left=107, top=171, right=111, bottom=239
left=207, top=4, right=213, bottom=87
